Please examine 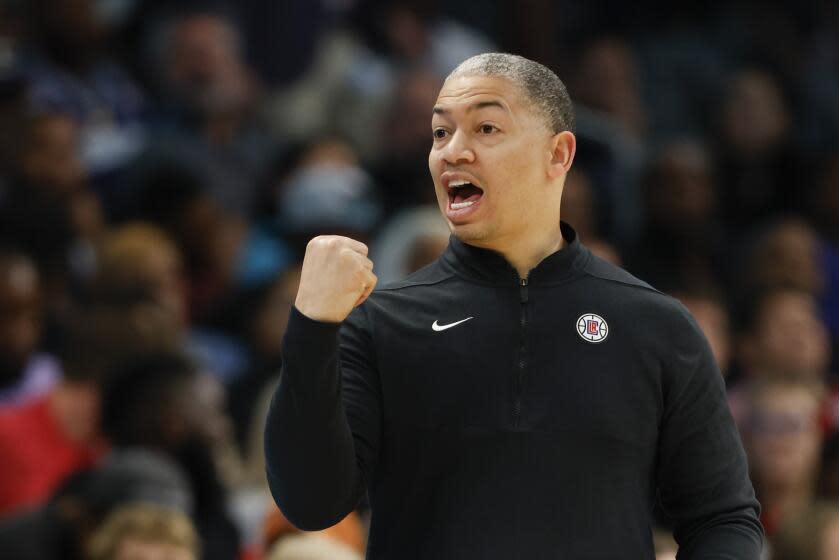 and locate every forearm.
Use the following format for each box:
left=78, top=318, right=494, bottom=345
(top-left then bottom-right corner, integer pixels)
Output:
left=264, top=307, right=363, bottom=530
